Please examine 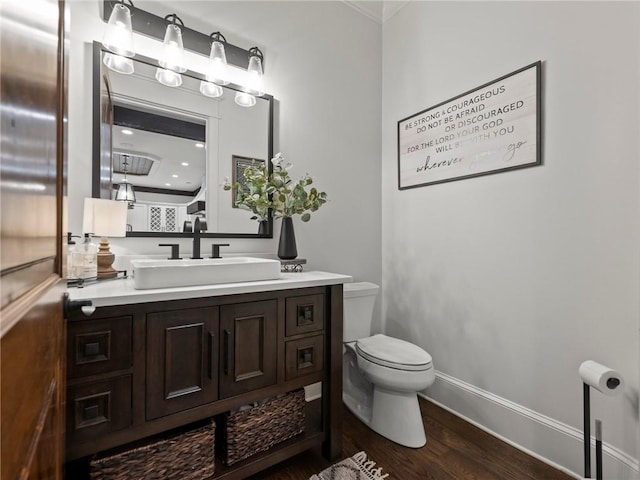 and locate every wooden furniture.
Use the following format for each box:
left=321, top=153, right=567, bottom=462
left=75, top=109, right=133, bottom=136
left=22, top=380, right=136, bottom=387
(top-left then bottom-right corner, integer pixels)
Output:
left=66, top=283, right=344, bottom=479
left=0, top=1, right=68, bottom=479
